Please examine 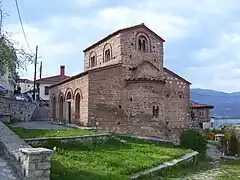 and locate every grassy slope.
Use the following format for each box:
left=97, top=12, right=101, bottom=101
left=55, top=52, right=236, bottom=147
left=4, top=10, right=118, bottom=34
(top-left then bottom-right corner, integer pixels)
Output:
left=37, top=137, right=192, bottom=180
left=9, top=127, right=101, bottom=139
